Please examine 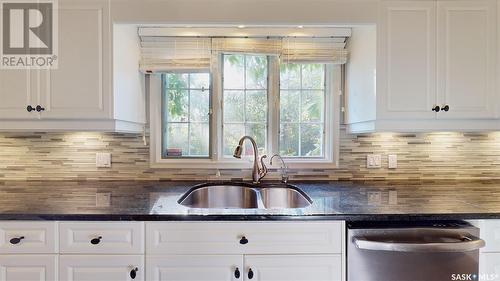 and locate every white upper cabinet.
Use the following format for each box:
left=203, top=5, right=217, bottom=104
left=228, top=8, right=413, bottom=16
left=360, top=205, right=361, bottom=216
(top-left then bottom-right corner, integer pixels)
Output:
left=0, top=70, right=35, bottom=119
left=347, top=0, right=498, bottom=133
left=0, top=0, right=145, bottom=132
left=40, top=0, right=111, bottom=119
left=378, top=1, right=437, bottom=120
left=437, top=0, right=497, bottom=119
